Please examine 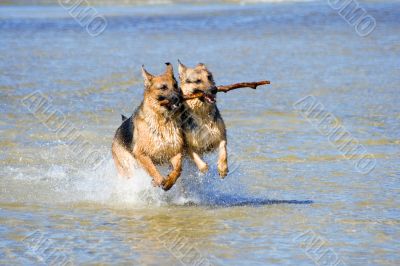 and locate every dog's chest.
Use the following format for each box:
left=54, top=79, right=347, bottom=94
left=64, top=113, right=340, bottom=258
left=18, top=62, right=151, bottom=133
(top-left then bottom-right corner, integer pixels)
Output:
left=149, top=119, right=183, bottom=157
left=185, top=114, right=223, bottom=152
